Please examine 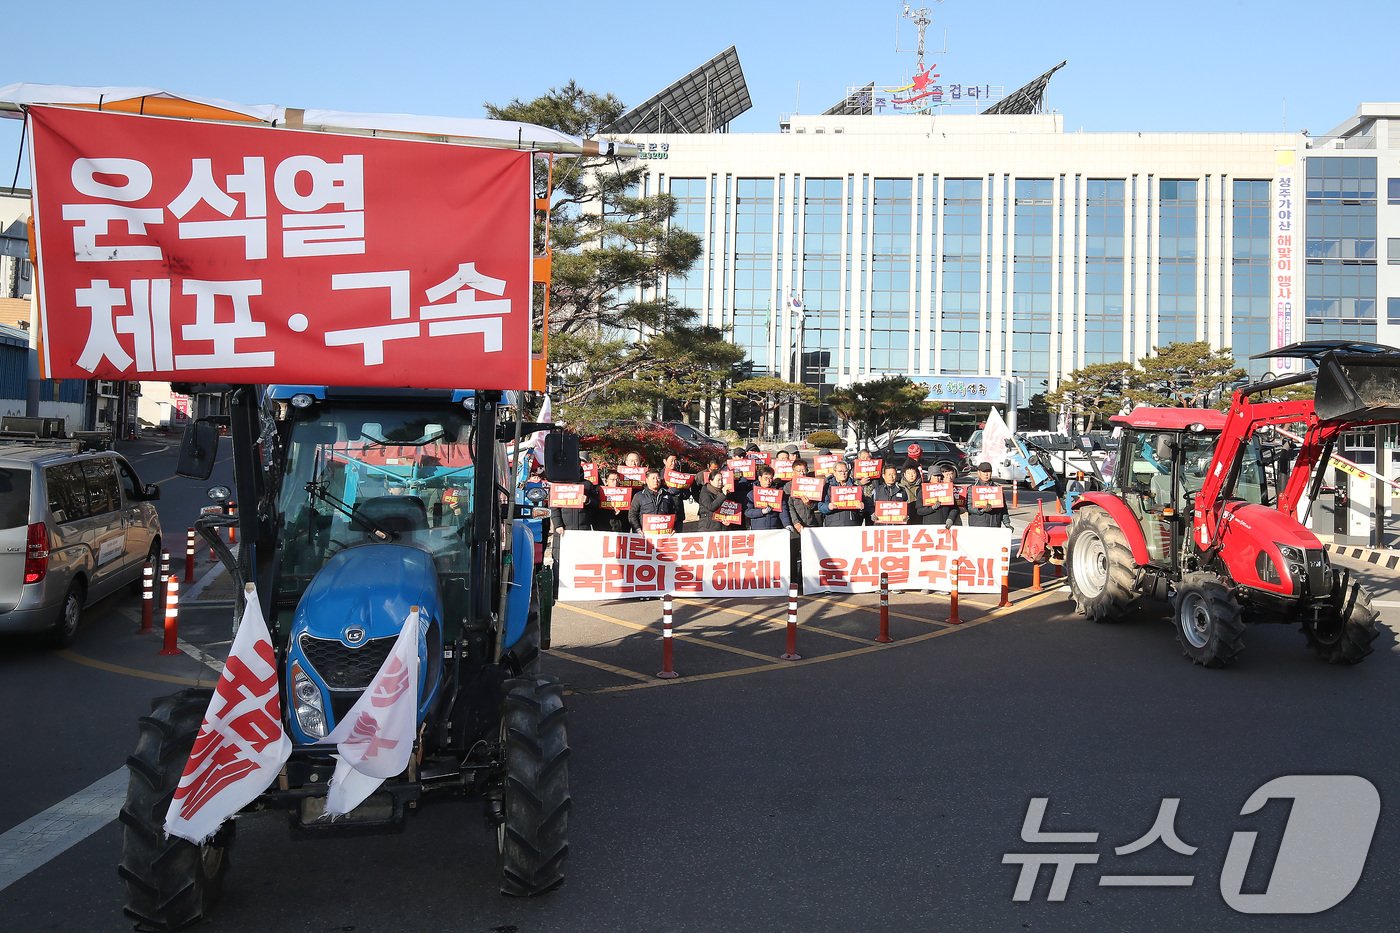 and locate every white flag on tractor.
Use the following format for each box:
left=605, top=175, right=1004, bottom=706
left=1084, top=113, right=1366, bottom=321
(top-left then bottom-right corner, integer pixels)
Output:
left=165, top=585, right=291, bottom=844
left=320, top=607, right=421, bottom=817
